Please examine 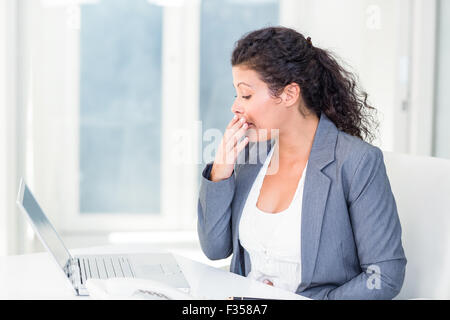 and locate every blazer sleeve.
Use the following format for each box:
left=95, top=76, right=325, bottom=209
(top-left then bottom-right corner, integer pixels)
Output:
left=325, top=147, right=407, bottom=300
left=197, top=162, right=235, bottom=260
